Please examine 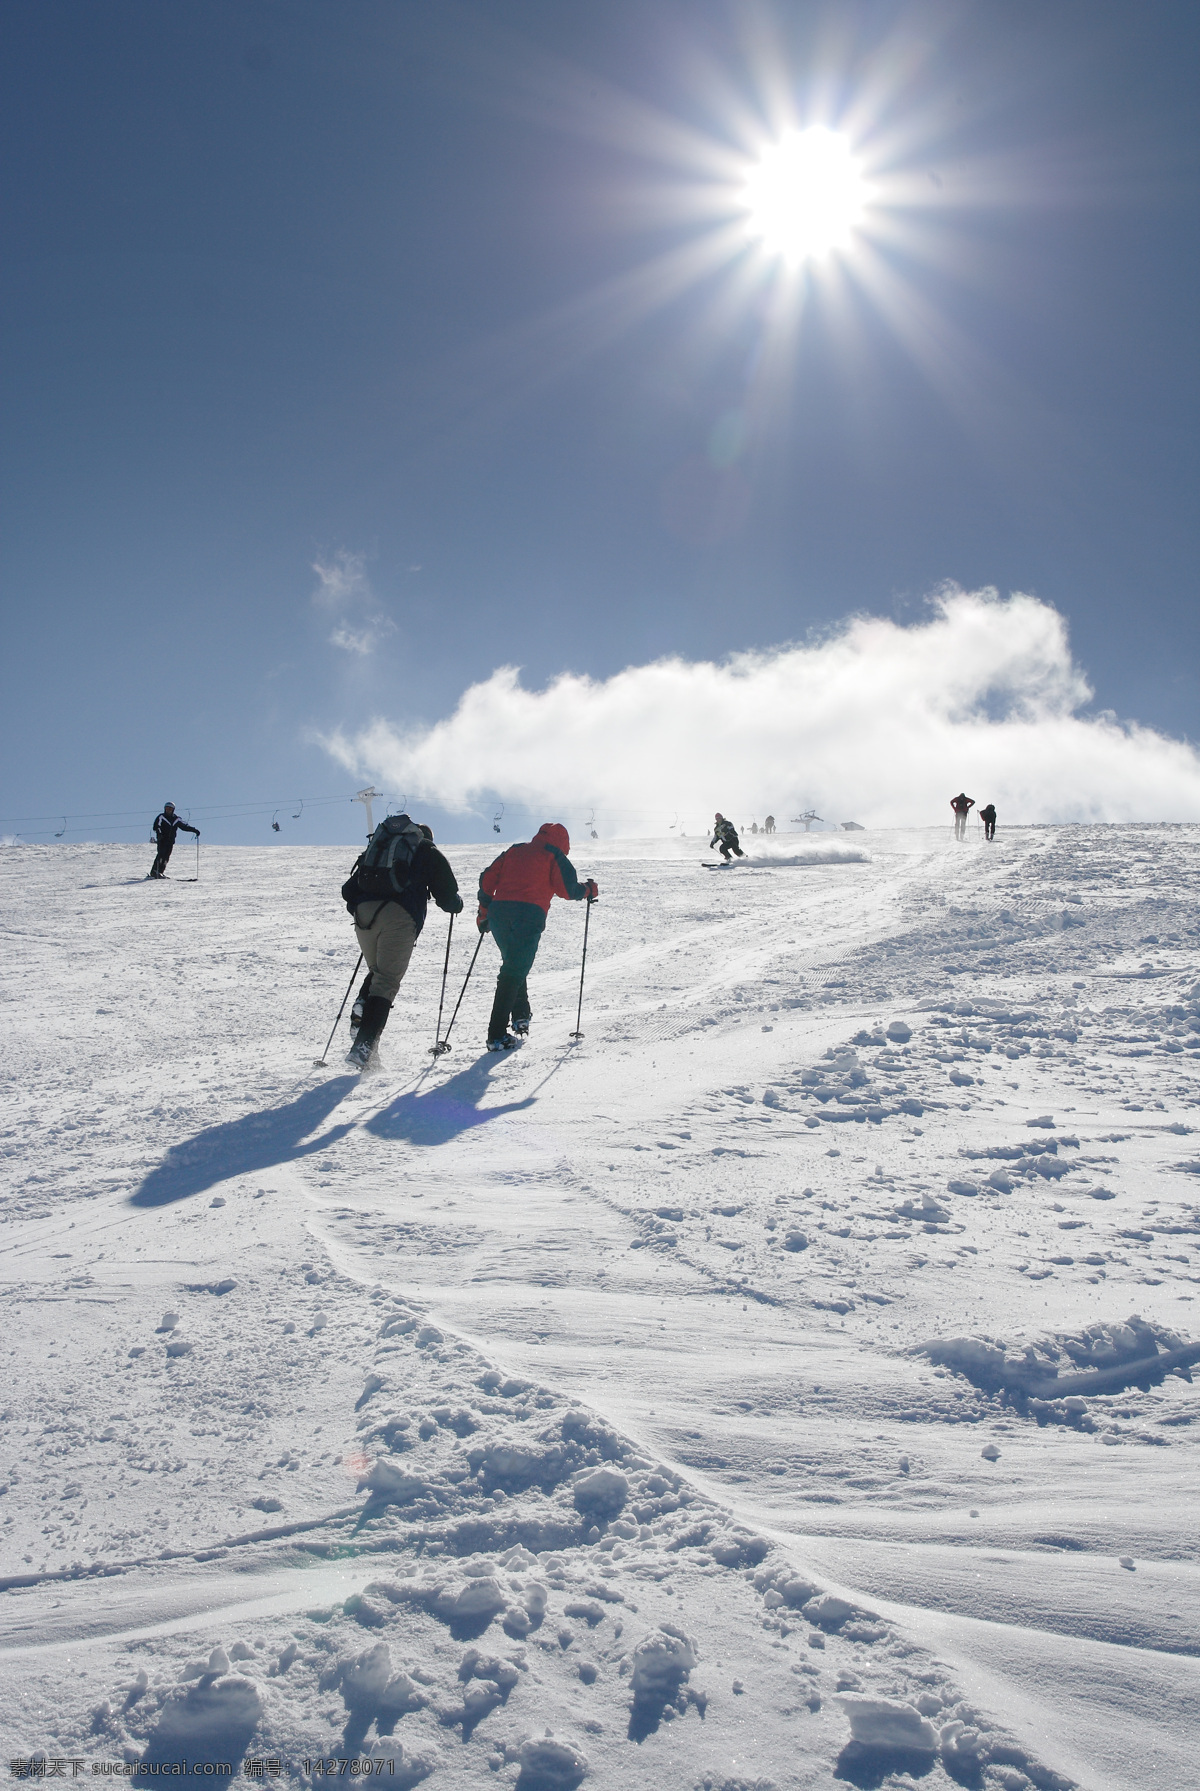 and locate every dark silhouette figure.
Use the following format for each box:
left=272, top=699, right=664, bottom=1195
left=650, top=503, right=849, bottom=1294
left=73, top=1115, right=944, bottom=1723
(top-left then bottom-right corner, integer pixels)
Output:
left=979, top=802, right=997, bottom=841
left=710, top=813, right=744, bottom=861
left=149, top=802, right=199, bottom=878
left=950, top=792, right=974, bottom=841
